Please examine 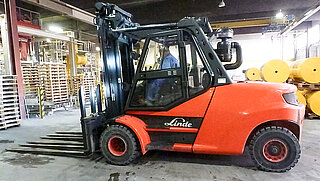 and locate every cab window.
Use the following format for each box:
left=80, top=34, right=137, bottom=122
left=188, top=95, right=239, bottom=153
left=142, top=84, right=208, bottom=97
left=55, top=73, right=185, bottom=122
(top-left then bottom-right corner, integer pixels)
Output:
left=130, top=33, right=183, bottom=108
left=184, top=34, right=211, bottom=96
left=141, top=35, right=180, bottom=71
